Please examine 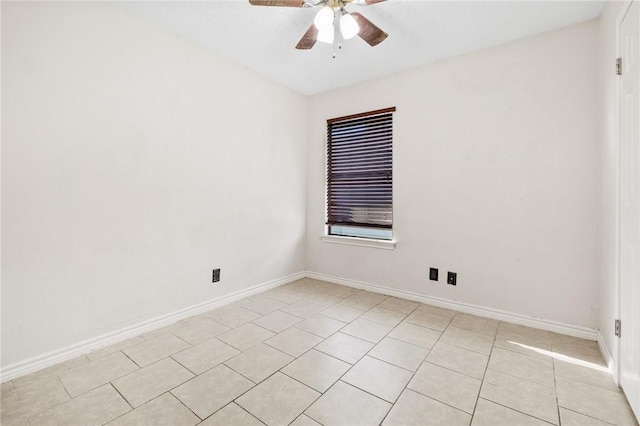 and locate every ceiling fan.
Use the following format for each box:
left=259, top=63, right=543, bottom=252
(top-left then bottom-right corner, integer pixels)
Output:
left=248, top=0, right=388, bottom=51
